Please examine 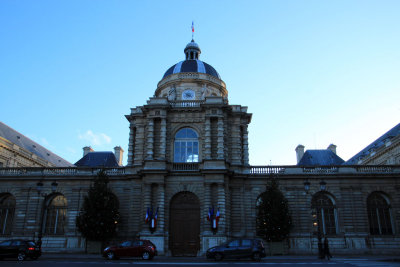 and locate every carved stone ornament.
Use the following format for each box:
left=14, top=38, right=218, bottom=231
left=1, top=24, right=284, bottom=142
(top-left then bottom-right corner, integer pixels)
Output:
left=168, top=86, right=177, bottom=101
